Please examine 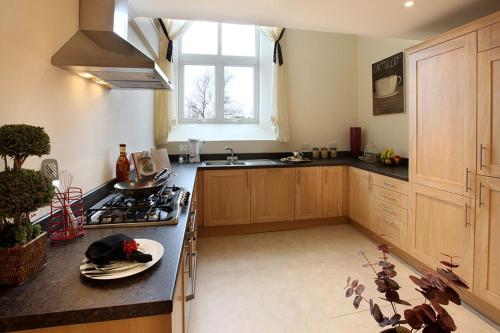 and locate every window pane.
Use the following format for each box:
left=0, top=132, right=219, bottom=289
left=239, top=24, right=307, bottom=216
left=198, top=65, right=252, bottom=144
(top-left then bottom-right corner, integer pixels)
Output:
left=182, top=21, right=217, bottom=54
left=222, top=24, right=256, bottom=56
left=184, top=65, right=216, bottom=119
left=224, top=67, right=254, bottom=119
